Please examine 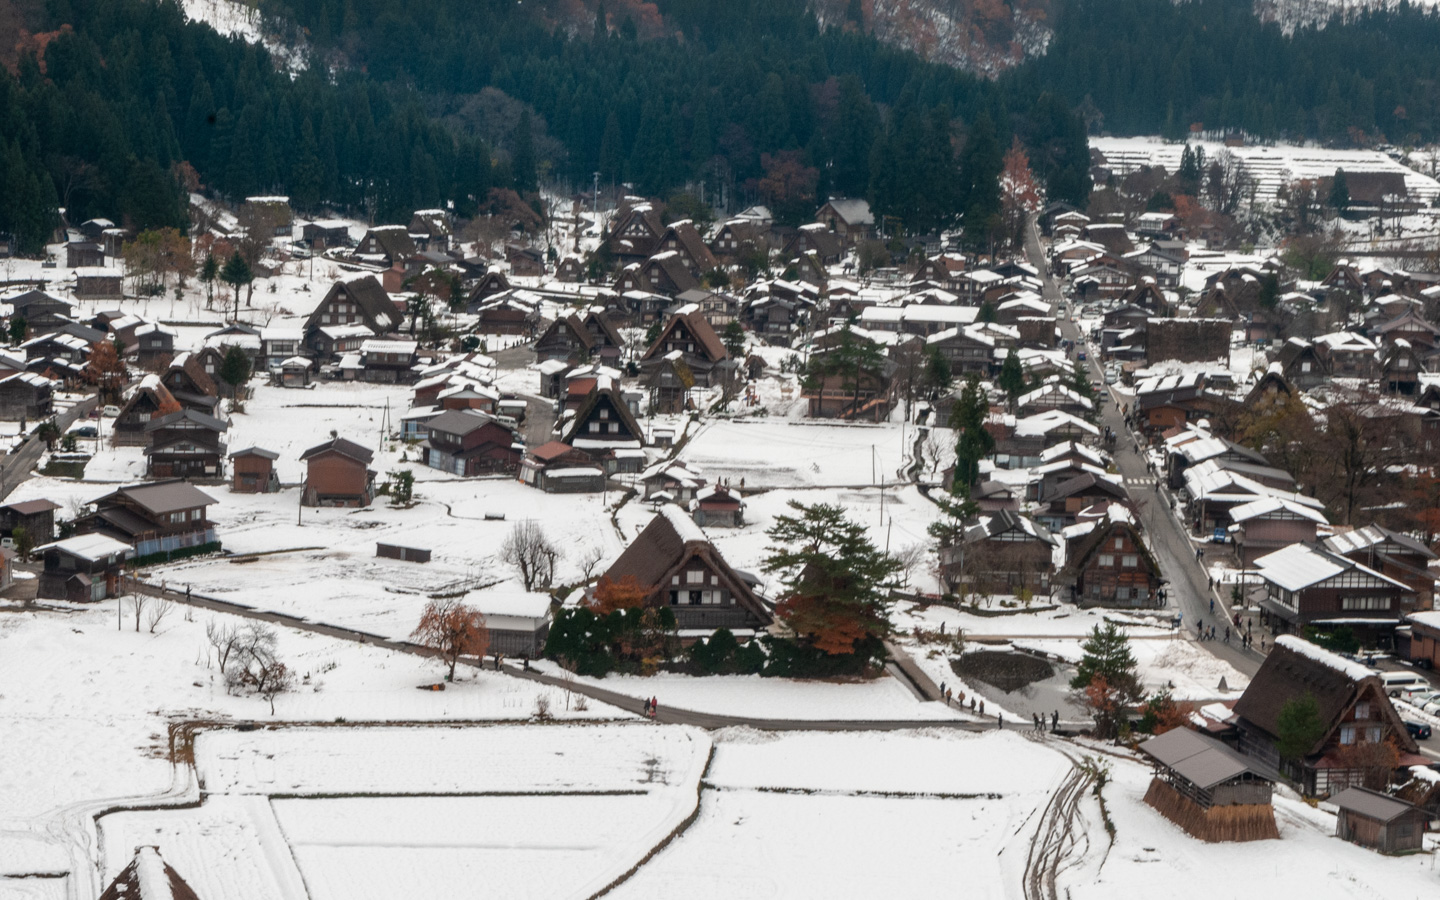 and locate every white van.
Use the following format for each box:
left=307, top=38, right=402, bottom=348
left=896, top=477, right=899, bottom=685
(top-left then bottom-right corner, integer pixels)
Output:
left=1378, top=670, right=1428, bottom=697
